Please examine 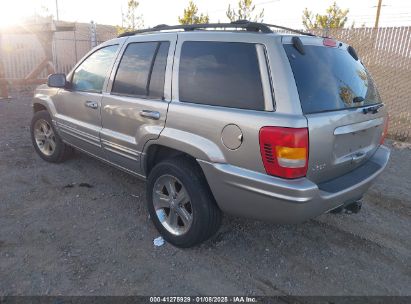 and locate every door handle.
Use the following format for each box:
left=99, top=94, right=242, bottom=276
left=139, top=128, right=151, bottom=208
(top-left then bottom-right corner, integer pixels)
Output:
left=139, top=110, right=160, bottom=120
left=352, top=152, right=367, bottom=163
left=85, top=101, right=98, bottom=109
